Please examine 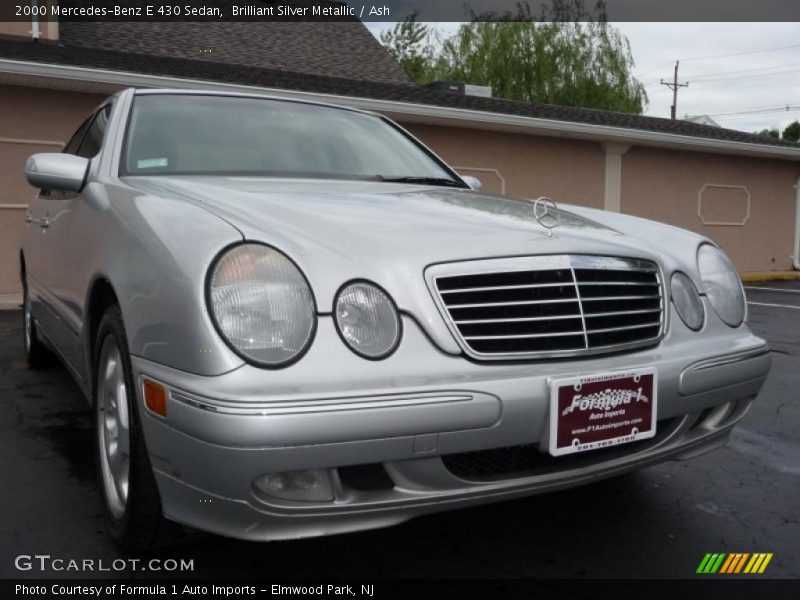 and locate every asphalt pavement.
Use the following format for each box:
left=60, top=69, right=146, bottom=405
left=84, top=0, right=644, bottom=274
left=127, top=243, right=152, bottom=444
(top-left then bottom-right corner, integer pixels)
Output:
left=0, top=282, right=798, bottom=579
